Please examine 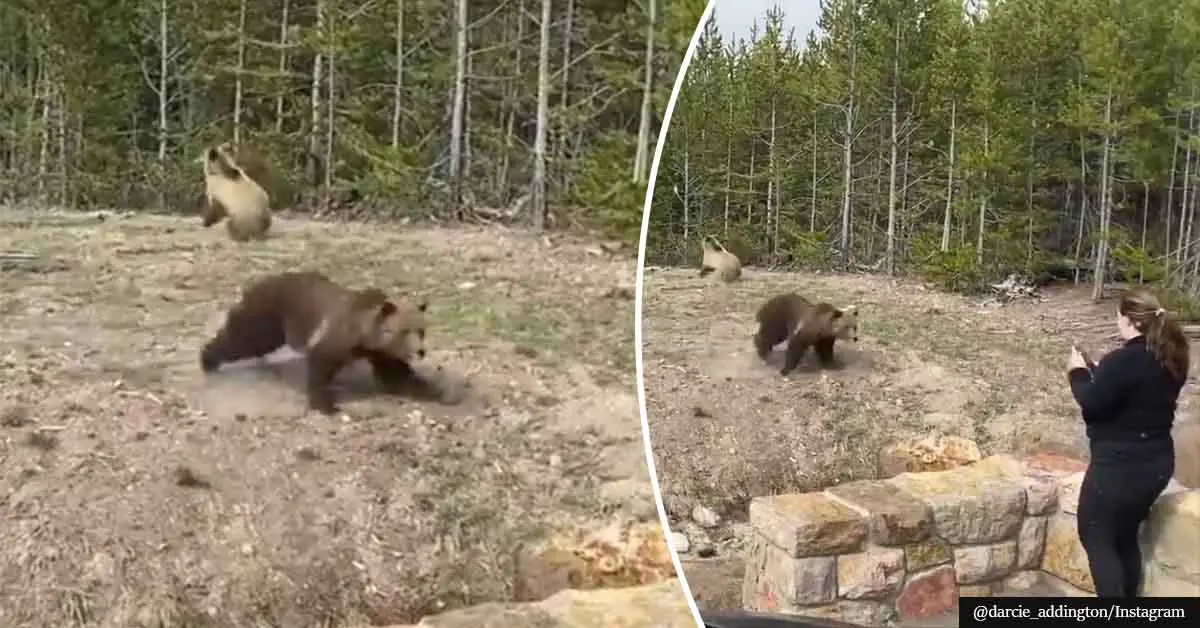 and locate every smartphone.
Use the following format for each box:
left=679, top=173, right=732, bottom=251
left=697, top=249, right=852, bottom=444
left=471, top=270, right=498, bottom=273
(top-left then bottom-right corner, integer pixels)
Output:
left=1074, top=345, right=1096, bottom=374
